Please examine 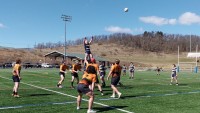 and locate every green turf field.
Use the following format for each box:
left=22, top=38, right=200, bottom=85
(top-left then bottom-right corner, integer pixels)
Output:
left=0, top=68, right=200, bottom=113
